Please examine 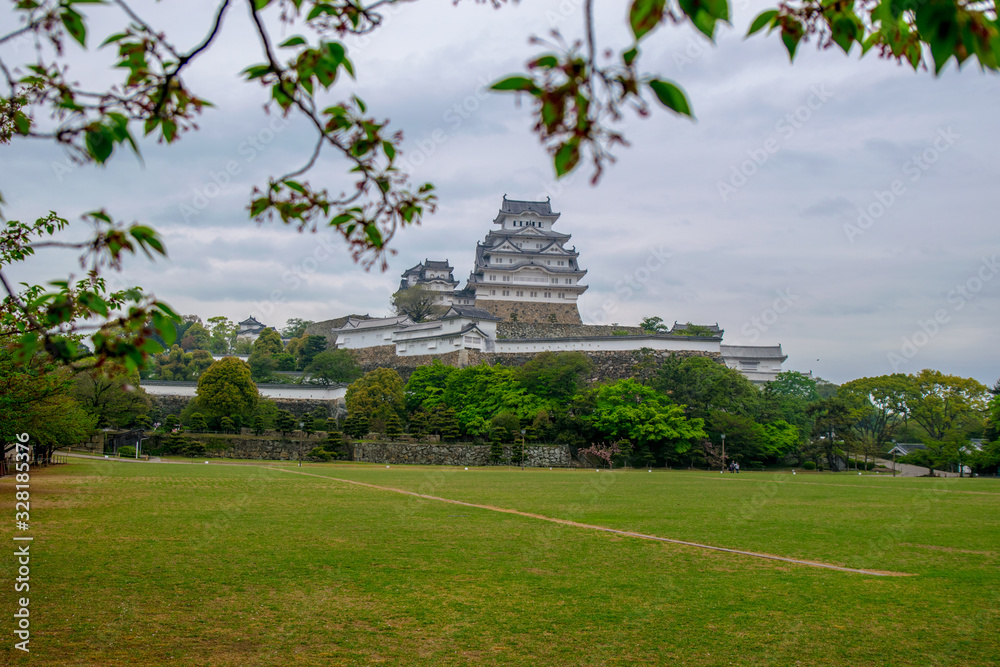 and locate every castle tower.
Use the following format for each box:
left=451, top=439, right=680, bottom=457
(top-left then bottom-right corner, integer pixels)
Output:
left=467, top=196, right=587, bottom=323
